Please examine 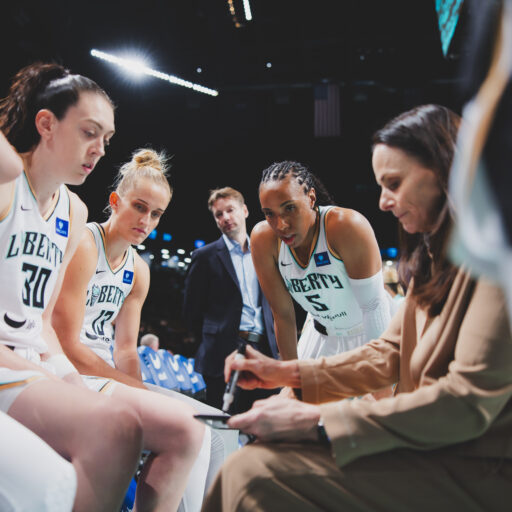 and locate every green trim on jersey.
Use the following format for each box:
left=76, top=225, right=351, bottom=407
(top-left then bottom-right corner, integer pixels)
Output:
left=23, top=171, right=64, bottom=222
left=288, top=206, right=339, bottom=268
left=323, top=206, right=344, bottom=262
left=0, top=180, right=18, bottom=224
left=90, top=222, right=130, bottom=275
